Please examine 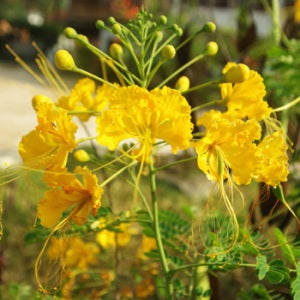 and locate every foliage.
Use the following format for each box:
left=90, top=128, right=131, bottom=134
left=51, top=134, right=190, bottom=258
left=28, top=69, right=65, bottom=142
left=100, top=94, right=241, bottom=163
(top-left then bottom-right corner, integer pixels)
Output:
left=1, top=2, right=300, bottom=299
